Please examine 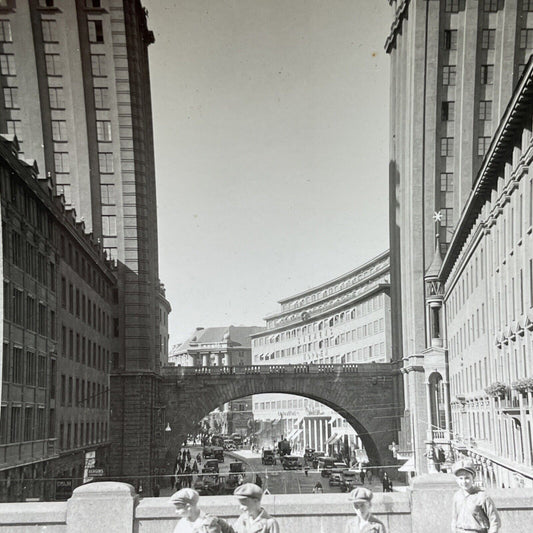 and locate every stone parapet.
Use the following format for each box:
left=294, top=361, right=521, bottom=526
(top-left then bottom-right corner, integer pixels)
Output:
left=0, top=478, right=532, bottom=533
